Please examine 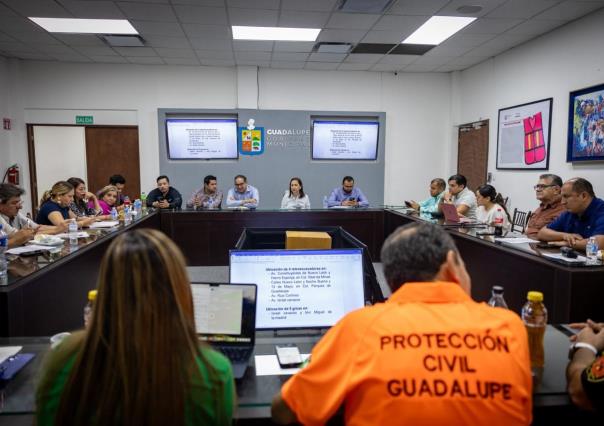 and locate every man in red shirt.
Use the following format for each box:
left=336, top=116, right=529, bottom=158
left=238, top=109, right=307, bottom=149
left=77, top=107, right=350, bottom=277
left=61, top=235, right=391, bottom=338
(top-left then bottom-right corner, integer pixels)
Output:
left=272, top=222, right=532, bottom=426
